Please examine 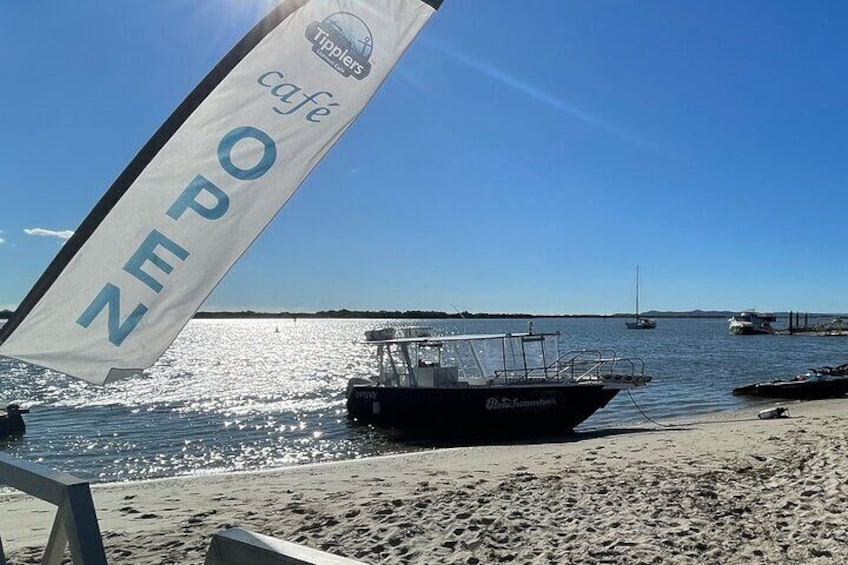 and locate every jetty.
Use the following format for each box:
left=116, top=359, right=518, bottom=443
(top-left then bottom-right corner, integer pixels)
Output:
left=776, top=311, right=848, bottom=337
